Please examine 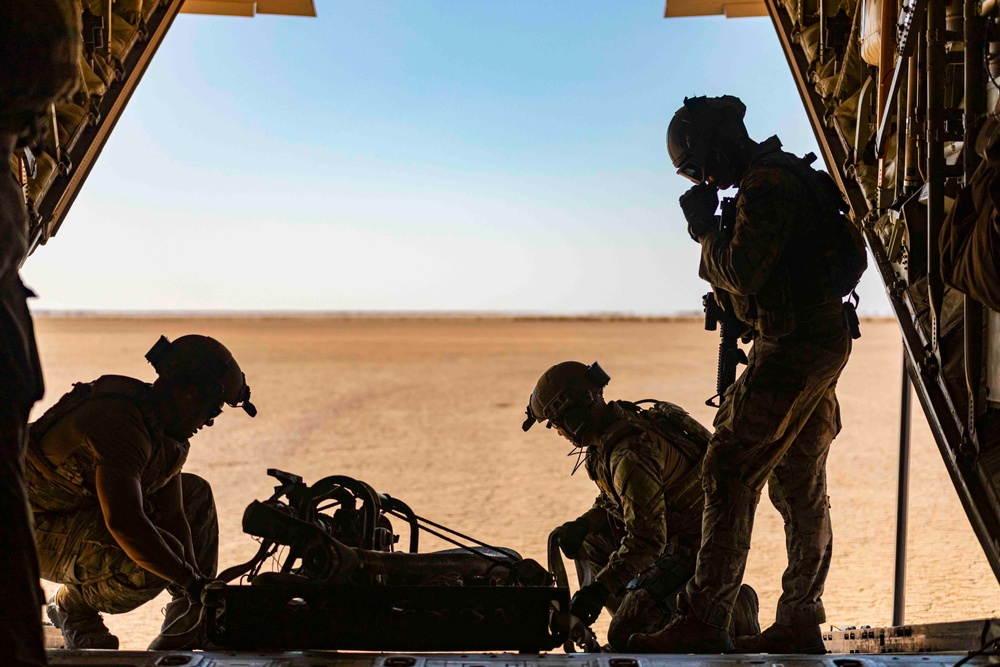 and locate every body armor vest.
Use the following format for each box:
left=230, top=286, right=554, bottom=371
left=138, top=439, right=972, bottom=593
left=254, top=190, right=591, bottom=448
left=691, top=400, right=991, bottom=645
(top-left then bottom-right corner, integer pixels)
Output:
left=586, top=400, right=709, bottom=544
left=723, top=142, right=862, bottom=337
left=25, top=375, right=189, bottom=513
